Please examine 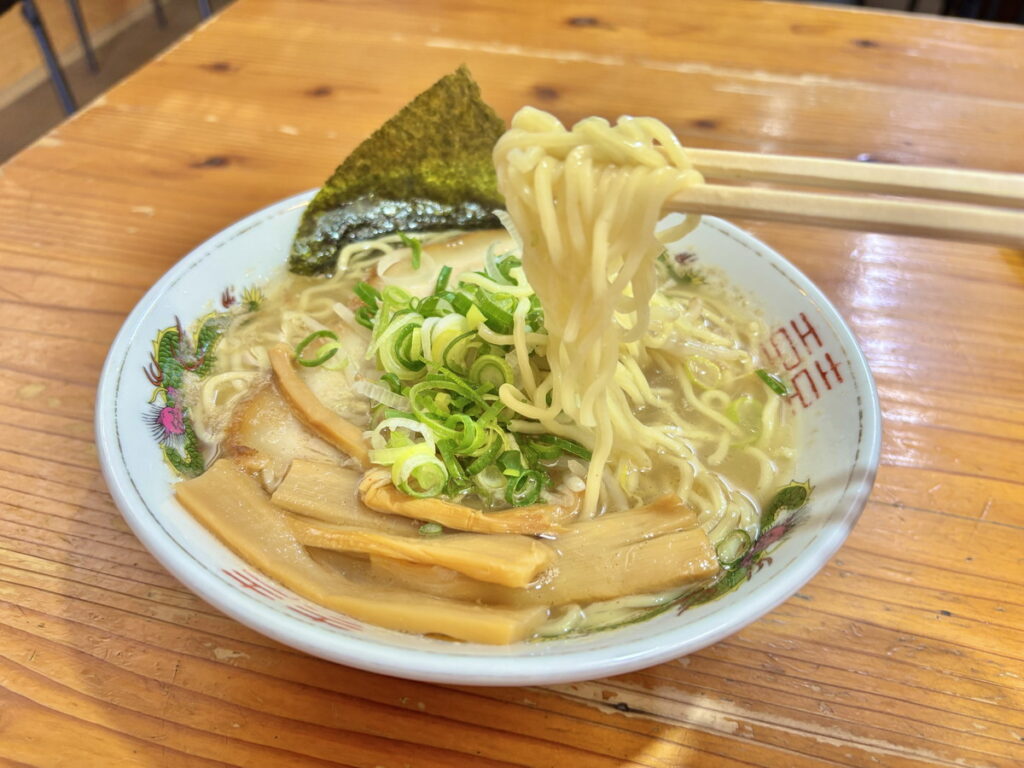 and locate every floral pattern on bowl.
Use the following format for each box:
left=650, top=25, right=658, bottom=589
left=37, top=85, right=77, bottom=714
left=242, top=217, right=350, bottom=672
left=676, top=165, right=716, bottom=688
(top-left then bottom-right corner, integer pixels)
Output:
left=142, top=287, right=263, bottom=476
